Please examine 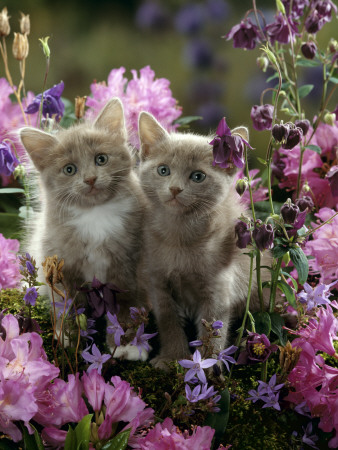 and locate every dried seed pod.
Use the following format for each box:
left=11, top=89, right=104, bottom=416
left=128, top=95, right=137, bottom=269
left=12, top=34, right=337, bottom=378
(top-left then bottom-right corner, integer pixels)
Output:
left=75, top=96, right=87, bottom=120
left=12, top=32, right=29, bottom=60
left=0, top=7, right=10, bottom=37
left=20, top=12, right=30, bottom=35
